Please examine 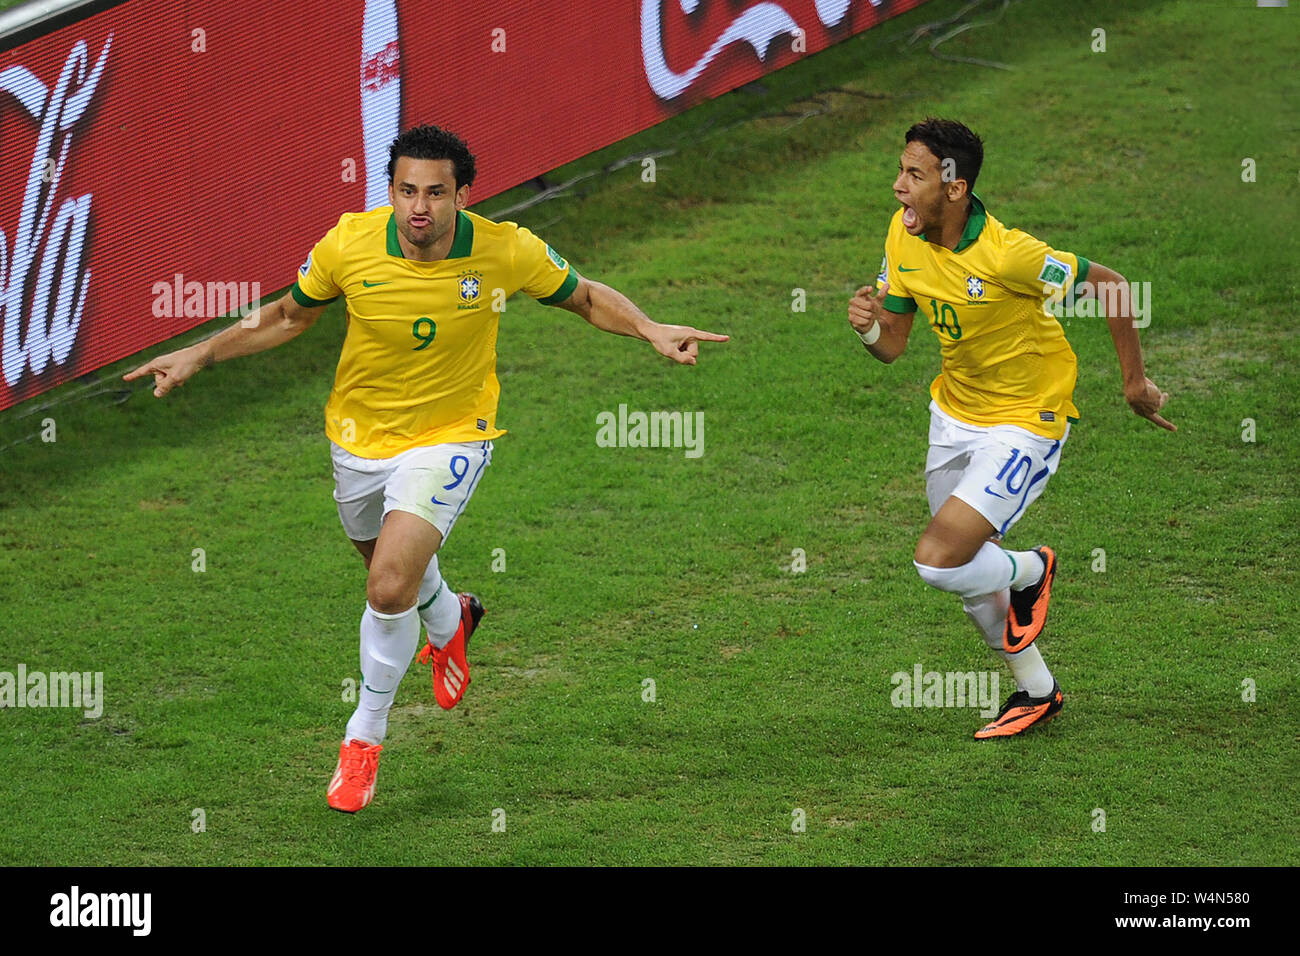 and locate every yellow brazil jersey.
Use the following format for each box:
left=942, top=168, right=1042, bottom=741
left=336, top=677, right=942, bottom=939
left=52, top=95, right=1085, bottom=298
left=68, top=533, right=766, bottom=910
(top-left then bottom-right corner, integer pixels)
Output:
left=291, top=207, right=577, bottom=458
left=879, top=194, right=1090, bottom=440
